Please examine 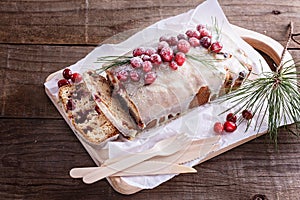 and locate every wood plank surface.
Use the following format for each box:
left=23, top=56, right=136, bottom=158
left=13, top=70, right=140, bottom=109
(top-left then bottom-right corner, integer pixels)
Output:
left=0, top=119, right=299, bottom=199
left=0, top=0, right=299, bottom=46
left=1, top=0, right=300, bottom=199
